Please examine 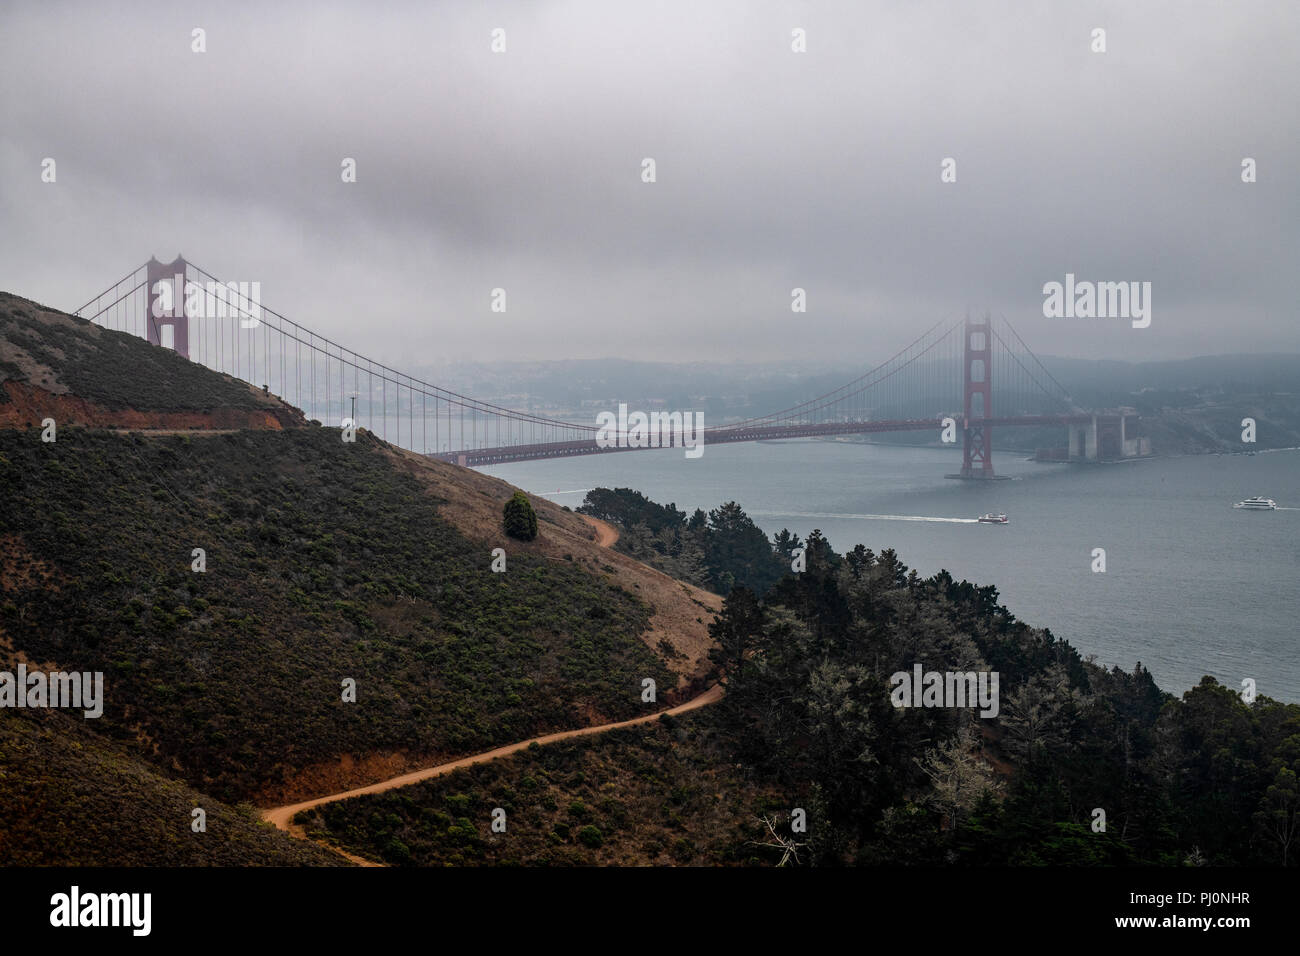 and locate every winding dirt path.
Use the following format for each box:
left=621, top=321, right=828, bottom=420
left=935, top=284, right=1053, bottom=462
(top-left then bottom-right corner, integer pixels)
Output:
left=263, top=509, right=720, bottom=864
left=262, top=685, right=723, bottom=851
